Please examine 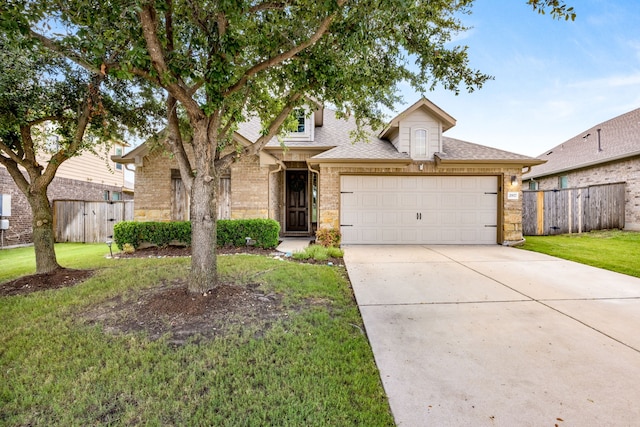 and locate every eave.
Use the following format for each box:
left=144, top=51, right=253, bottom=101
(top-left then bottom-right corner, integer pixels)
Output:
left=434, top=157, right=547, bottom=168
left=524, top=151, right=640, bottom=179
